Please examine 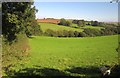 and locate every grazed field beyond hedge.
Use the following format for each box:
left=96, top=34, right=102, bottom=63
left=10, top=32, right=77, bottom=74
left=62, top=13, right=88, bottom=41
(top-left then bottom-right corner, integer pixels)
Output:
left=27, top=35, right=118, bottom=69
left=39, top=23, right=103, bottom=33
